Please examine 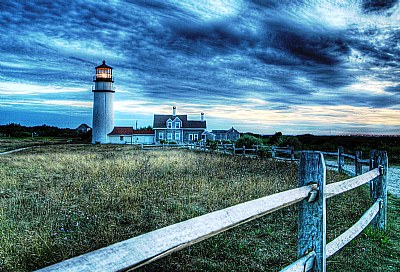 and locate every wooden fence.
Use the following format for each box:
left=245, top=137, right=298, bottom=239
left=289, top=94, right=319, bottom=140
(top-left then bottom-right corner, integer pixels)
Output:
left=36, top=150, right=388, bottom=272
left=321, top=146, right=370, bottom=177
left=185, top=142, right=296, bottom=160
left=185, top=143, right=370, bottom=177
